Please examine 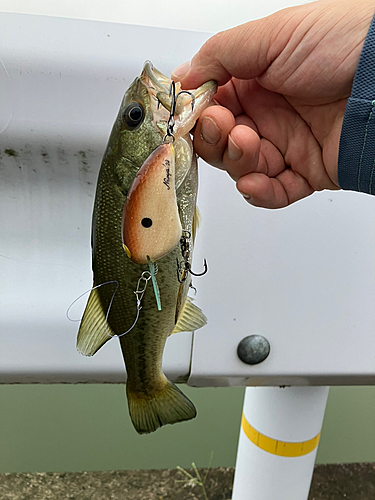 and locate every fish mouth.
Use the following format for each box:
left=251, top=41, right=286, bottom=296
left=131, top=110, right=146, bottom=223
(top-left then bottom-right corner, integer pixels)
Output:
left=141, top=61, right=172, bottom=95
left=141, top=61, right=217, bottom=139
